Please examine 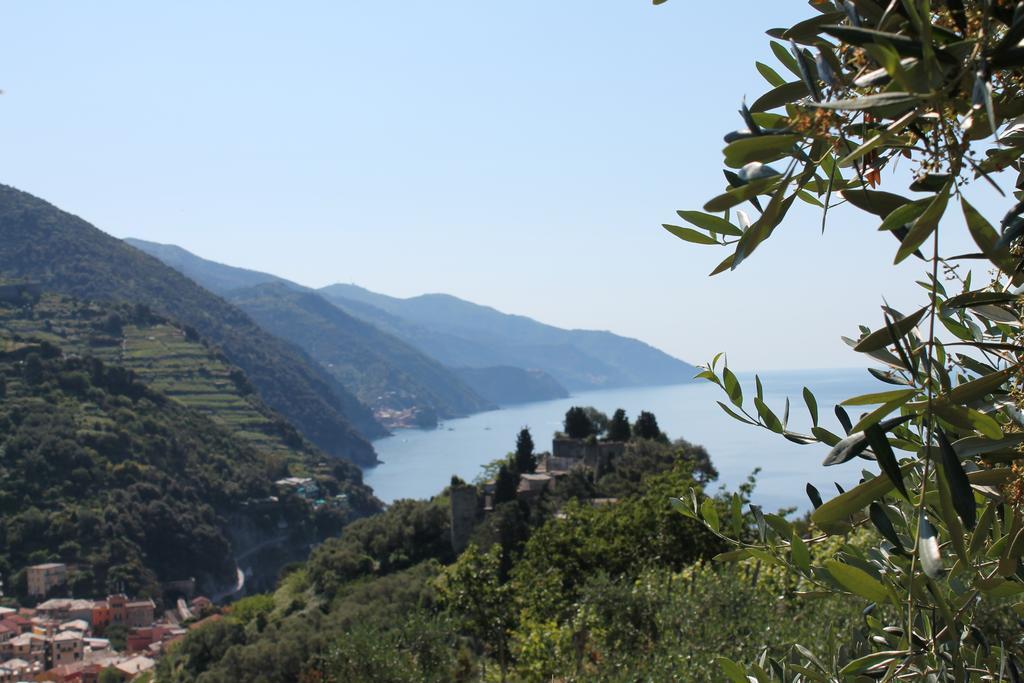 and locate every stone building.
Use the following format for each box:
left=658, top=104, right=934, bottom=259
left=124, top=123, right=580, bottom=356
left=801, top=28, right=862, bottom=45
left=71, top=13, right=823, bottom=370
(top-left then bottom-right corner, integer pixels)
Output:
left=26, top=564, right=67, bottom=598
